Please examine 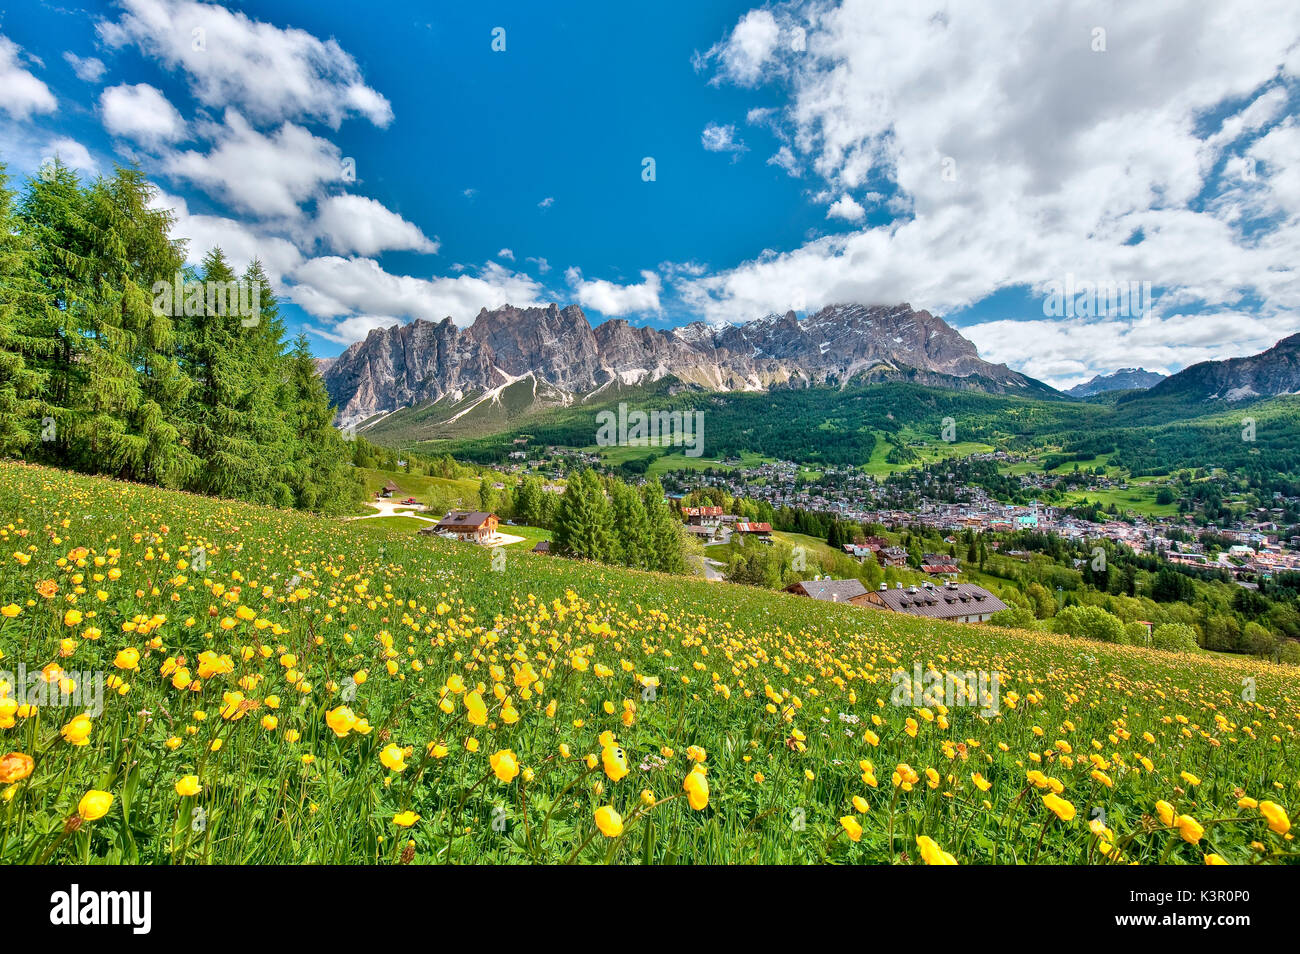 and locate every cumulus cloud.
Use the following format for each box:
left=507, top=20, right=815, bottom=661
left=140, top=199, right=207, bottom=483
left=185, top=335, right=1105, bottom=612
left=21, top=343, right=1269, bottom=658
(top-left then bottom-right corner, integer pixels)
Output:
left=97, top=0, right=392, bottom=128
left=702, top=122, right=748, bottom=157
left=289, top=257, right=545, bottom=331
left=165, top=109, right=343, bottom=218
left=43, top=138, right=97, bottom=174
left=538, top=196, right=554, bottom=209
left=696, top=9, right=783, bottom=86
left=151, top=189, right=304, bottom=286
left=100, top=83, right=187, bottom=146
left=63, top=51, right=107, bottom=83
left=497, top=248, right=514, bottom=261
left=963, top=310, right=1300, bottom=390
left=313, top=194, right=437, bottom=256
left=0, top=35, right=56, bottom=119
left=679, top=0, right=1300, bottom=380
left=565, top=267, right=662, bottom=315
left=826, top=193, right=865, bottom=222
